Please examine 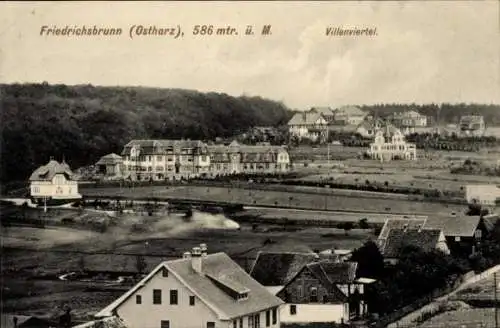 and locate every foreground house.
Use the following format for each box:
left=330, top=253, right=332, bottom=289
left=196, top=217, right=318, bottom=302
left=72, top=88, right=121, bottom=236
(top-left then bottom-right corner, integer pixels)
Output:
left=379, top=228, right=450, bottom=264
left=378, top=216, right=486, bottom=257
left=249, top=251, right=373, bottom=325
left=29, top=159, right=82, bottom=207
left=96, top=245, right=283, bottom=328
left=424, top=215, right=486, bottom=256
